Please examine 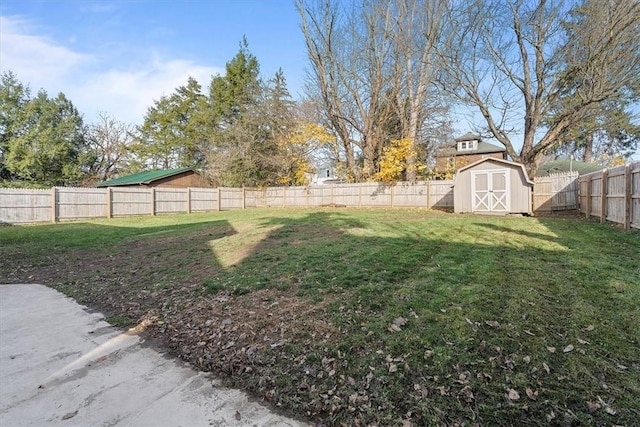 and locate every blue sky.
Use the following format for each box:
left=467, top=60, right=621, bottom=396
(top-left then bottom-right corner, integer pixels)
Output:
left=0, top=0, right=308, bottom=125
